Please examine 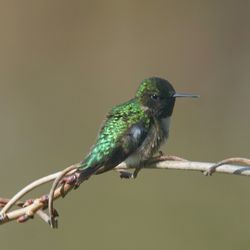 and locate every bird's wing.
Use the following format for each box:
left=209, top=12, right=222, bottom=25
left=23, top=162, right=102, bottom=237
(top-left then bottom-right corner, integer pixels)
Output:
left=79, top=100, right=151, bottom=174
